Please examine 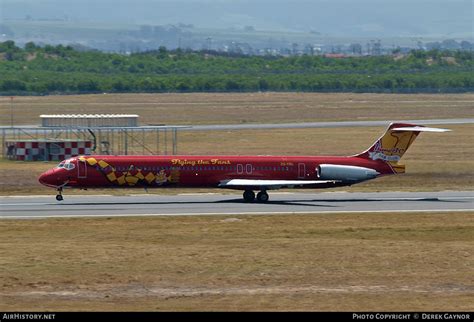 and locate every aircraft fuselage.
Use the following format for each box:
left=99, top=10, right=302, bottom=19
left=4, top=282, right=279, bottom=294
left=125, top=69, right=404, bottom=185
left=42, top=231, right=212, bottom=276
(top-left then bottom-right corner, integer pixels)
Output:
left=39, top=155, right=393, bottom=190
